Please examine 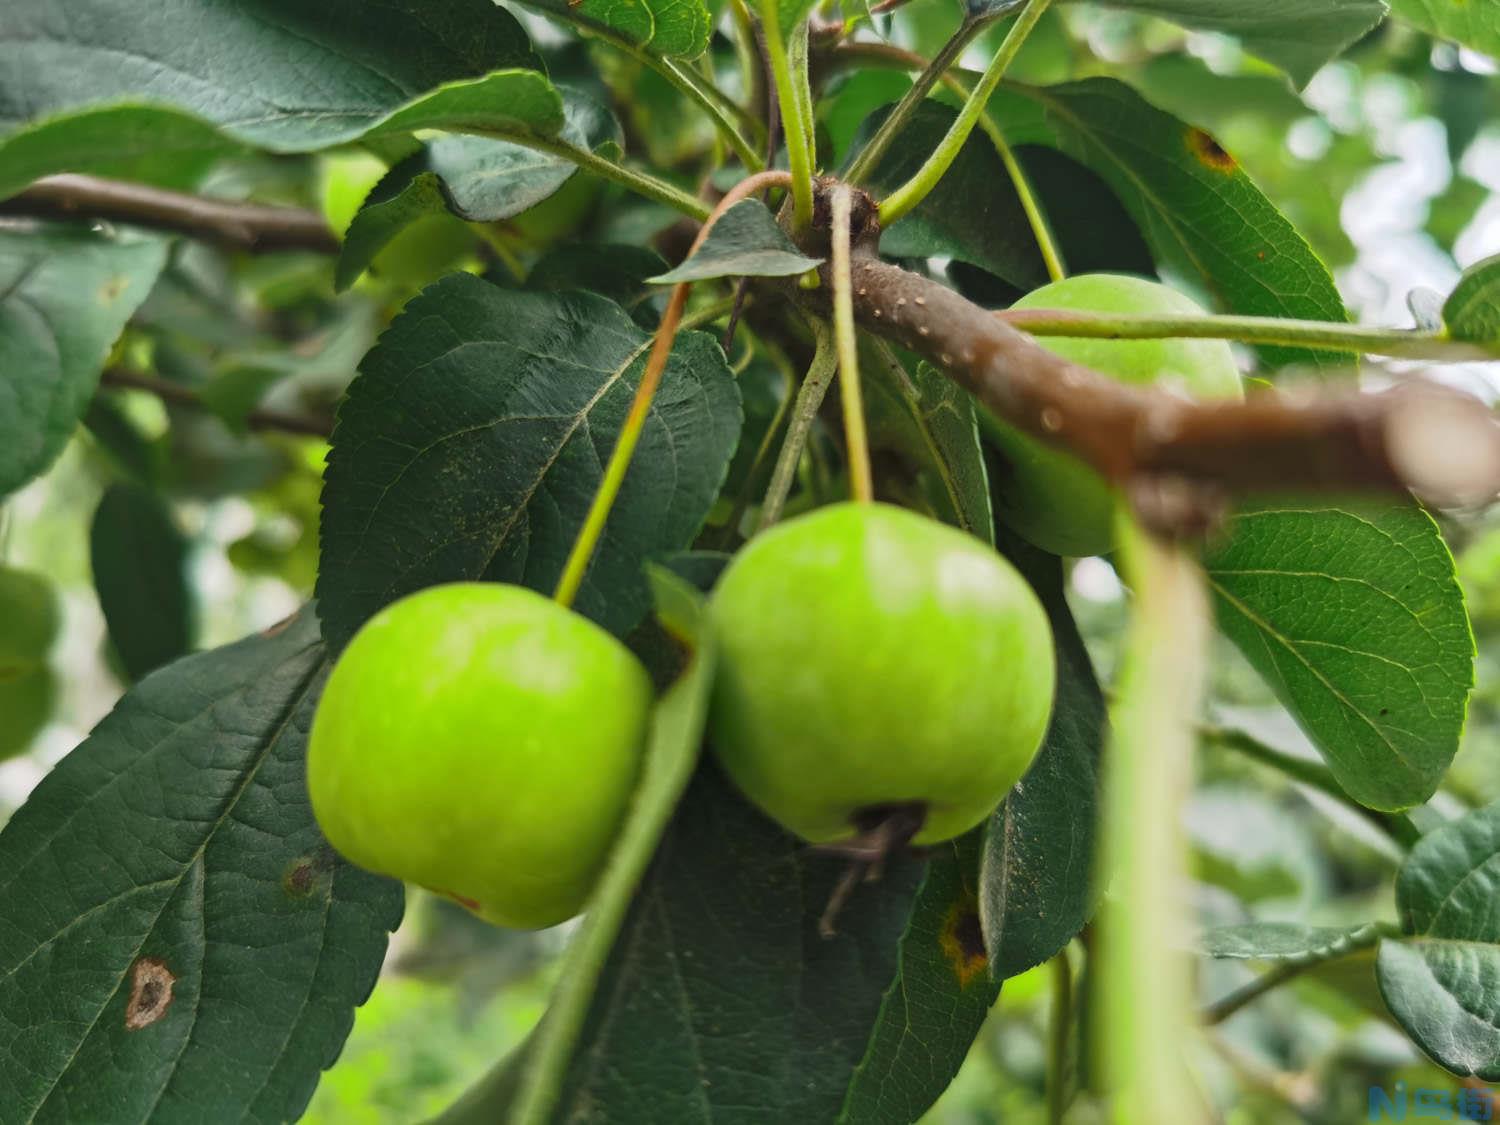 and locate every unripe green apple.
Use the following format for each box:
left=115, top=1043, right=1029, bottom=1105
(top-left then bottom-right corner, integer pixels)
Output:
left=982, top=273, right=1243, bottom=557
left=0, top=568, right=60, bottom=682
left=707, top=503, right=1055, bottom=845
left=307, top=583, right=653, bottom=929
